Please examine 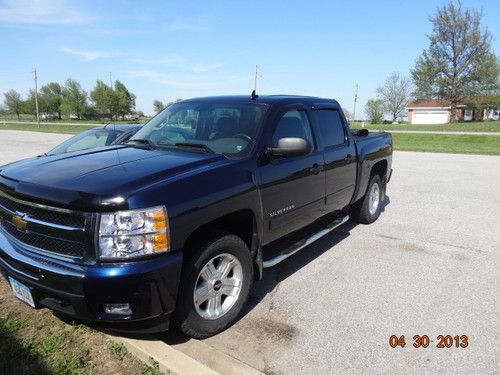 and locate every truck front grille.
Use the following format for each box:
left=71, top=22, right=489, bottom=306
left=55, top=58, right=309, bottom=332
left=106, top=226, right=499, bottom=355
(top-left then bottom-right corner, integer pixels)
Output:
left=0, top=190, right=91, bottom=261
left=0, top=194, right=85, bottom=228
